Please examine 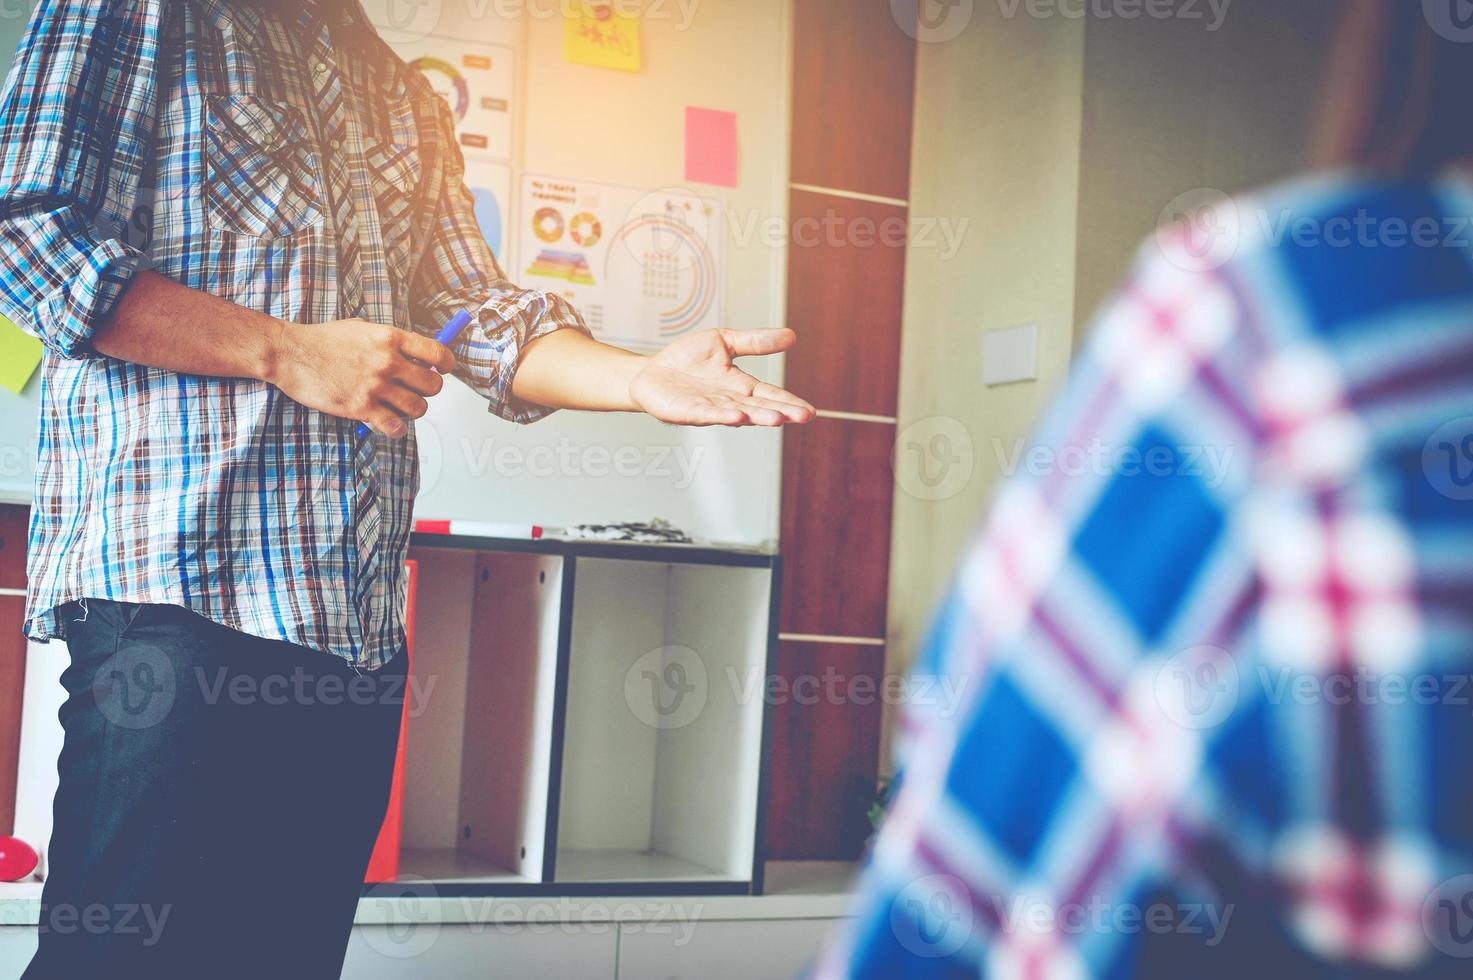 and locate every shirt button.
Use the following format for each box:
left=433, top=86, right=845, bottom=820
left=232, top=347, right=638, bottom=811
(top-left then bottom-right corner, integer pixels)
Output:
left=313, top=62, right=331, bottom=80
